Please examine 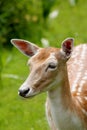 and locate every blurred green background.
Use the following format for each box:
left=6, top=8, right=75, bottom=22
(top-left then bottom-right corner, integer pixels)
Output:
left=0, top=0, right=87, bottom=130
